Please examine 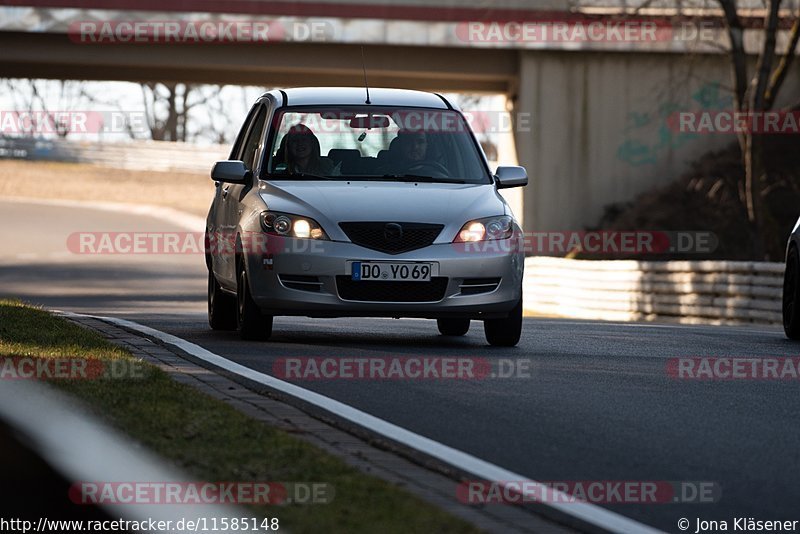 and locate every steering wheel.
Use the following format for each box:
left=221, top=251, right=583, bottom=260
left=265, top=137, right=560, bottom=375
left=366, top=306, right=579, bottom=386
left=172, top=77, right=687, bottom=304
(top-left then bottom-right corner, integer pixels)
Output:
left=405, top=161, right=449, bottom=178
